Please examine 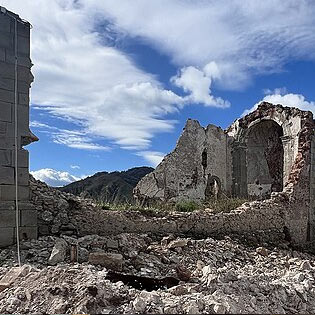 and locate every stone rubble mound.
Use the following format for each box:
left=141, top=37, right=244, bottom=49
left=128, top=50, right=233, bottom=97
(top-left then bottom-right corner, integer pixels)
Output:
left=0, top=232, right=315, bottom=314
